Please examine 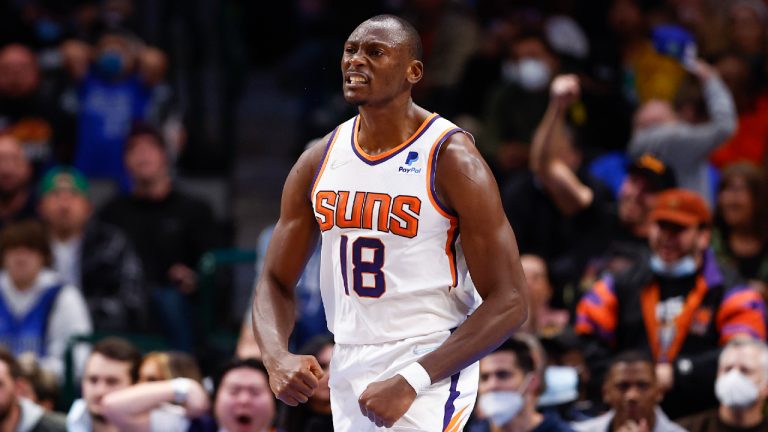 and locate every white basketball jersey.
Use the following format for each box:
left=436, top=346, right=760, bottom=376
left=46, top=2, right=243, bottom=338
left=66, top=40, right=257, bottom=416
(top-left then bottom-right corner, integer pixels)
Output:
left=310, top=113, right=482, bottom=345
